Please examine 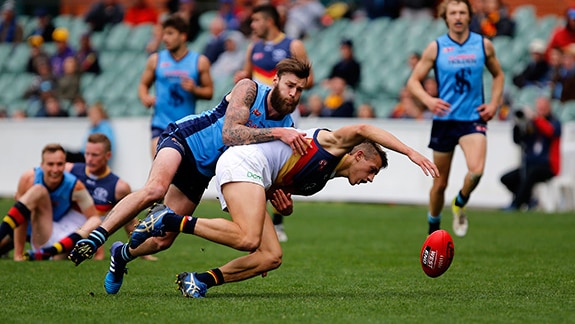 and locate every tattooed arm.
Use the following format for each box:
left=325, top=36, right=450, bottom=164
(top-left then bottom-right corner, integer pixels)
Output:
left=222, top=79, right=308, bottom=154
